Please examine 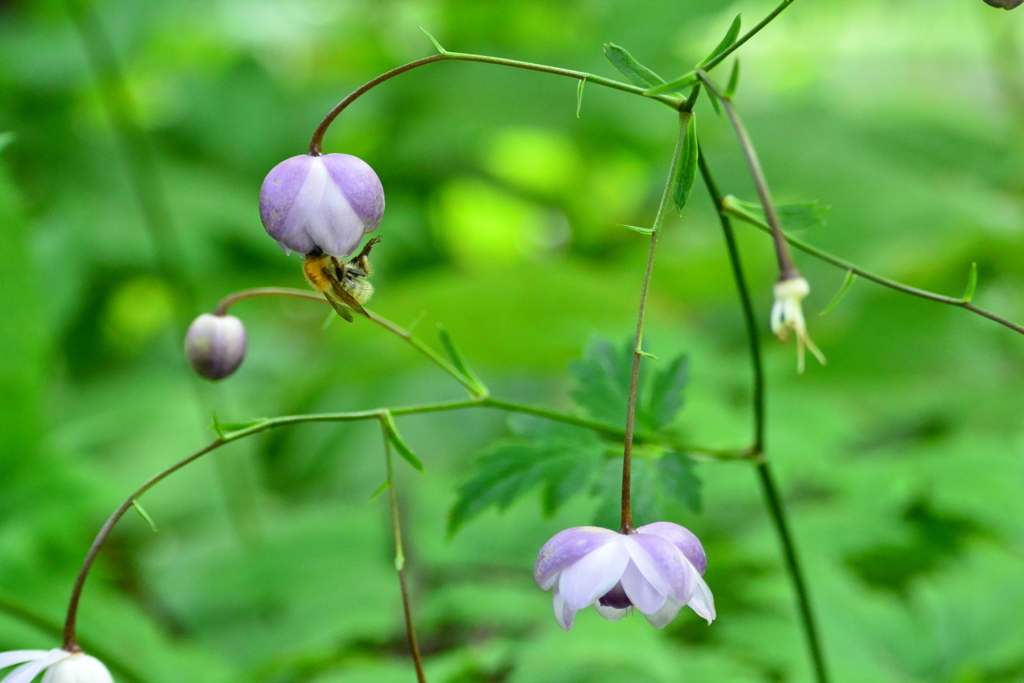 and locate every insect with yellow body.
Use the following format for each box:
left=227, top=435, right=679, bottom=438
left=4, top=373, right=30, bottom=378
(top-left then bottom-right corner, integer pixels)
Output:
left=303, top=237, right=380, bottom=322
